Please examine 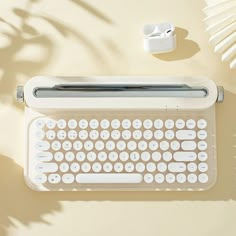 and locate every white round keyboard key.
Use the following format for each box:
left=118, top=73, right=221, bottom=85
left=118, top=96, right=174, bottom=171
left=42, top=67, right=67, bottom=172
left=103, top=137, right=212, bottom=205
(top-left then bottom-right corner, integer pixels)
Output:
left=100, top=119, right=110, bottom=129
left=132, top=119, right=142, bottom=129
left=143, top=130, right=153, bottom=140
left=198, top=152, right=208, bottom=161
left=127, top=141, right=137, bottom=151
left=100, top=130, right=110, bottom=140
left=70, top=163, right=80, bottom=172
left=165, top=119, right=174, bottom=129
left=62, top=141, right=72, bottom=151
left=65, top=152, right=75, bottom=162
left=154, top=119, right=163, bottom=129
left=198, top=163, right=208, bottom=172
left=73, top=141, right=82, bottom=151
left=79, top=130, right=88, bottom=140
left=176, top=173, right=186, bottom=183
left=62, top=173, right=75, bottom=184
left=198, top=141, right=207, bottom=151
left=57, top=119, right=66, bottom=129
left=35, top=119, right=45, bottom=129
left=79, top=119, right=88, bottom=129
left=197, top=119, right=207, bottom=129
left=98, top=152, right=107, bottom=162
left=198, top=173, right=208, bottom=183
left=186, top=119, right=196, bottom=129
left=111, top=119, right=120, bottom=129
left=35, top=130, right=45, bottom=139
left=89, top=119, right=99, bottom=129
left=46, top=119, right=56, bottom=129
left=89, top=130, right=99, bottom=140
left=197, top=130, right=207, bottom=140
left=125, top=162, right=134, bottom=172
left=95, top=141, right=104, bottom=151
left=92, top=162, right=102, bottom=172
left=81, top=162, right=91, bottom=172
left=170, top=141, right=180, bottom=151
left=144, top=173, right=154, bottom=183
left=187, top=173, right=197, bottom=183
left=166, top=173, right=175, bottom=183
left=117, top=141, right=126, bottom=151
left=87, top=152, right=96, bottom=162
left=46, top=130, right=56, bottom=140
left=154, top=130, right=164, bottom=140
left=155, top=174, right=164, bottom=183
left=114, top=162, right=123, bottom=172
left=84, top=141, right=94, bottom=151
left=165, top=130, right=174, bottom=140
left=187, top=162, right=197, bottom=172
left=143, top=119, right=153, bottom=129
left=76, top=152, right=86, bottom=162
left=152, top=152, right=161, bottom=161
left=157, top=162, right=167, bottom=172
left=133, top=130, right=142, bottom=140
left=175, top=119, right=185, bottom=129
left=34, top=174, right=47, bottom=184
left=111, top=130, right=121, bottom=140
left=51, top=141, right=61, bottom=151
left=149, top=141, right=158, bottom=151
left=163, top=152, right=172, bottom=162
left=68, top=130, right=77, bottom=140
left=122, top=119, right=131, bottom=129
left=54, top=152, right=64, bottom=162
left=141, top=152, right=151, bottom=161
left=57, top=130, right=66, bottom=140
left=136, top=162, right=145, bottom=173
left=138, top=141, right=147, bottom=151
left=60, top=162, right=69, bottom=172
left=109, top=152, right=118, bottom=162
left=68, top=119, right=77, bottom=129
left=48, top=174, right=61, bottom=184
left=130, top=152, right=140, bottom=162
left=146, top=162, right=156, bottom=172
left=160, top=141, right=169, bottom=151
left=106, top=141, right=115, bottom=151
left=103, top=162, right=113, bottom=172
left=122, top=130, right=131, bottom=140
left=119, top=151, right=129, bottom=161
